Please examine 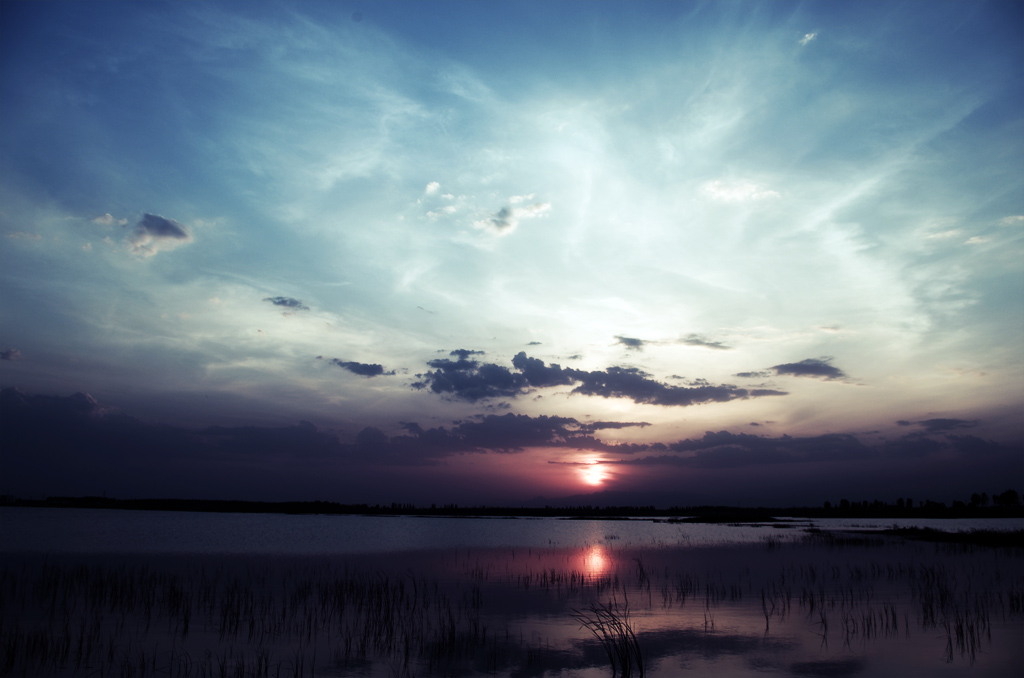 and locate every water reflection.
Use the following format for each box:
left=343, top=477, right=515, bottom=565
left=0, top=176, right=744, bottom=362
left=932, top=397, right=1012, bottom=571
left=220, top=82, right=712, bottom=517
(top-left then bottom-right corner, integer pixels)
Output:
left=582, top=543, right=609, bottom=578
